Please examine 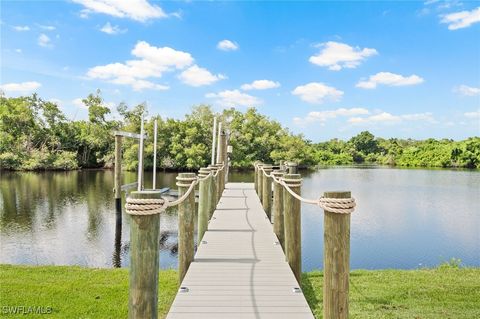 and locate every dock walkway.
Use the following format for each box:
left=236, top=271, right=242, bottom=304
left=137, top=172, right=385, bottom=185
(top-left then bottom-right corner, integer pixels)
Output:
left=166, top=182, right=314, bottom=319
